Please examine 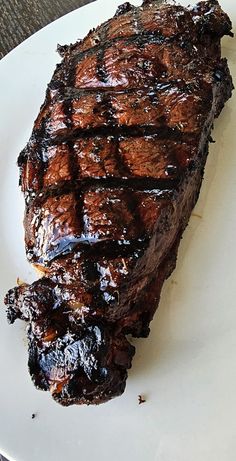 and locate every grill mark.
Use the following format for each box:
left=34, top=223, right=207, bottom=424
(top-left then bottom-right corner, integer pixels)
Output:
left=67, top=140, right=78, bottom=182
left=75, top=186, right=86, bottom=258
left=81, top=177, right=179, bottom=193
left=43, top=126, right=188, bottom=147
left=96, top=23, right=109, bottom=83
left=63, top=99, right=73, bottom=132
left=113, top=137, right=131, bottom=178
left=26, top=176, right=177, bottom=209
left=99, top=92, right=115, bottom=126
left=146, top=90, right=181, bottom=178
left=55, top=81, right=194, bottom=101
left=72, top=30, right=182, bottom=65
left=65, top=141, right=84, bottom=244
left=98, top=92, right=133, bottom=178
left=62, top=47, right=76, bottom=131
left=67, top=141, right=85, bottom=241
